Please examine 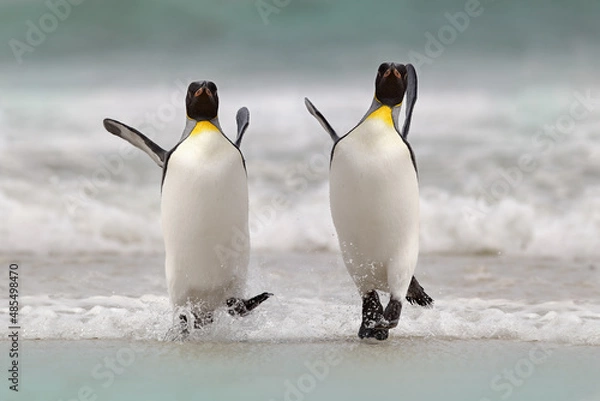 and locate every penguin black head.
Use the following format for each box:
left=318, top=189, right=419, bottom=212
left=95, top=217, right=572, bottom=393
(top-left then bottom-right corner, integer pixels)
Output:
left=186, top=81, right=219, bottom=121
left=375, top=62, right=407, bottom=107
